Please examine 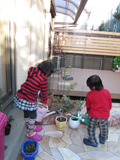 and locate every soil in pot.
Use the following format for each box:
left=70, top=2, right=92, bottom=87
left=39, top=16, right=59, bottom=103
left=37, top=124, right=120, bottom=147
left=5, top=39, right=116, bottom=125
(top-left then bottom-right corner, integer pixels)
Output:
left=69, top=117, right=80, bottom=129
left=57, top=117, right=66, bottom=122
left=72, top=118, right=78, bottom=121
left=24, top=141, right=36, bottom=154
left=56, top=116, right=67, bottom=130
